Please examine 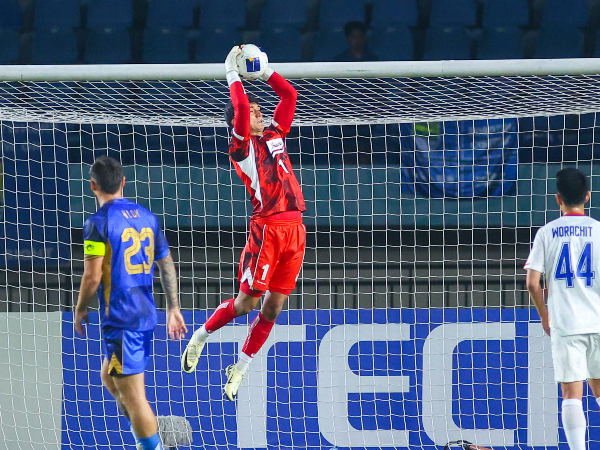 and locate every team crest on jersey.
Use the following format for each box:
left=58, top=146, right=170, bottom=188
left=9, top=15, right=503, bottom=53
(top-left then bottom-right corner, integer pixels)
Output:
left=266, top=138, right=284, bottom=157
